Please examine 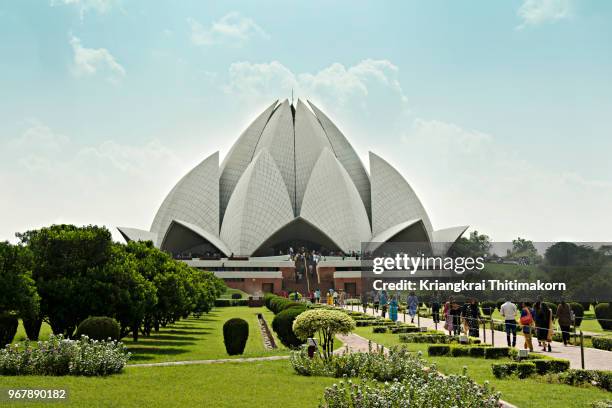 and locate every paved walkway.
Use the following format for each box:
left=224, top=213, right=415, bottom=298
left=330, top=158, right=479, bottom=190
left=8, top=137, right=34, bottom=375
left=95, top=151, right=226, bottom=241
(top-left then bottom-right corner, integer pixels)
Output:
left=344, top=305, right=612, bottom=370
